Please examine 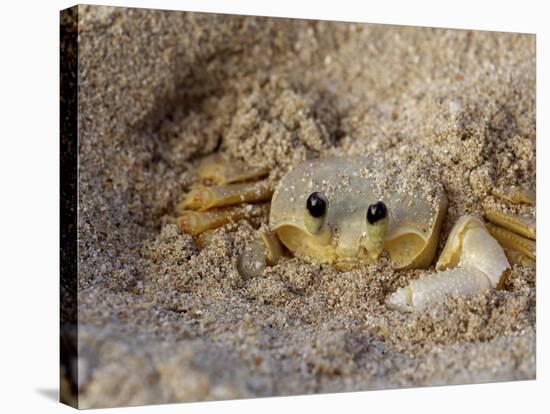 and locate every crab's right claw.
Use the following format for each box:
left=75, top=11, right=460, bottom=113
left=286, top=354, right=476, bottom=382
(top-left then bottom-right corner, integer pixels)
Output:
left=387, top=216, right=510, bottom=312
